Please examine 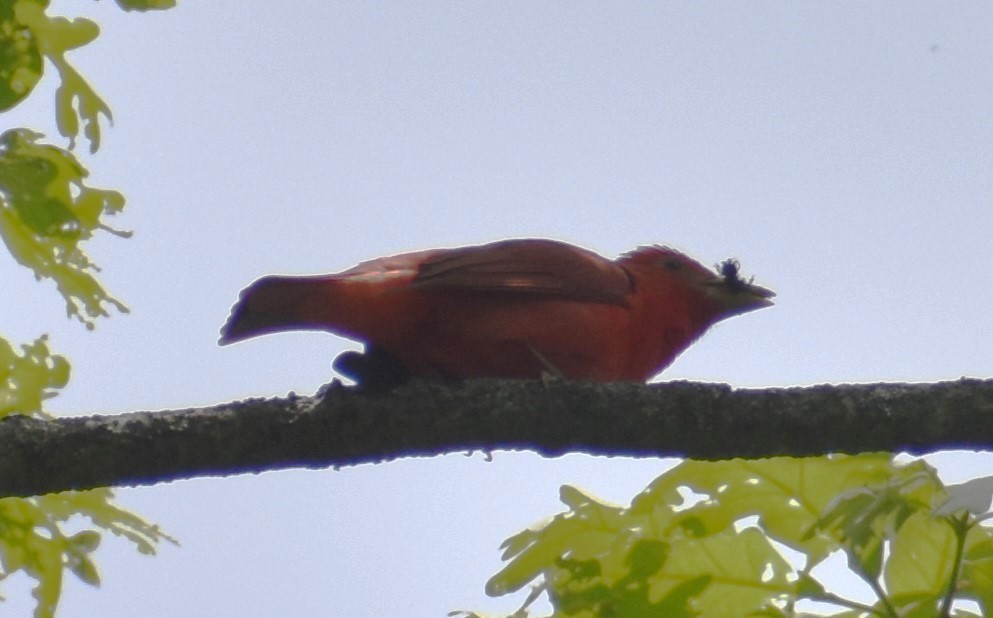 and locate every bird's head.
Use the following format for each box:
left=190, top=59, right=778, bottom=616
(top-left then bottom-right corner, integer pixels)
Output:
left=622, top=245, right=775, bottom=319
